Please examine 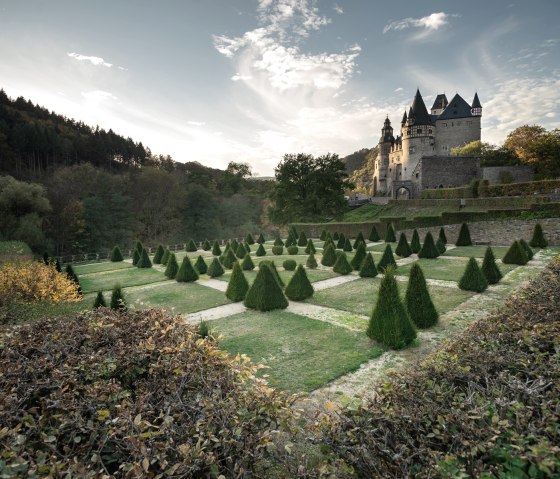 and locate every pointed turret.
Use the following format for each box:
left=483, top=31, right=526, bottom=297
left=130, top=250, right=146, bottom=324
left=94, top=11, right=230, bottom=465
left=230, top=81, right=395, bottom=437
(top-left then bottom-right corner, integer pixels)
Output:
left=379, top=116, right=394, bottom=143
left=410, top=89, right=432, bottom=125
left=401, top=110, right=408, bottom=125
left=431, top=94, right=448, bottom=115
left=471, top=92, right=482, bottom=116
